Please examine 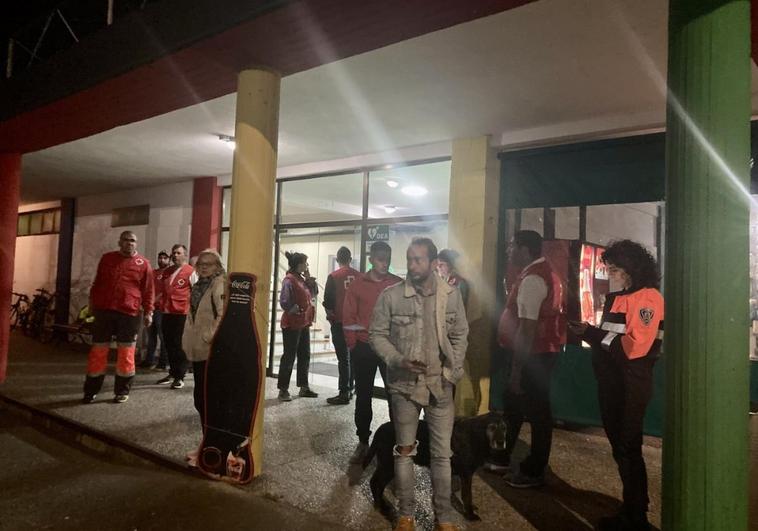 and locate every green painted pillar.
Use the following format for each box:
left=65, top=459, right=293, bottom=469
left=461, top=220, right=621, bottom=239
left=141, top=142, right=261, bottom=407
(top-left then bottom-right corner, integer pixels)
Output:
left=663, top=1, right=751, bottom=530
